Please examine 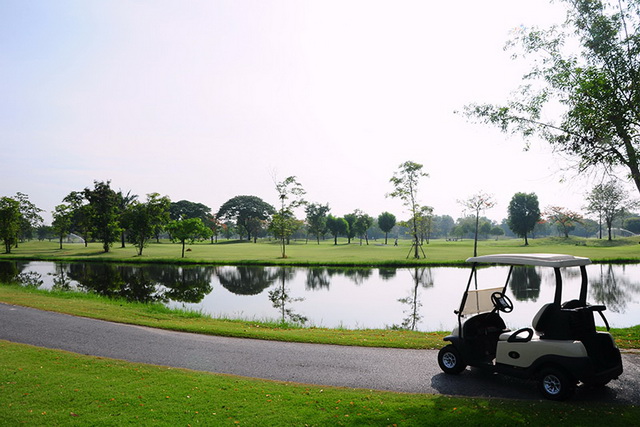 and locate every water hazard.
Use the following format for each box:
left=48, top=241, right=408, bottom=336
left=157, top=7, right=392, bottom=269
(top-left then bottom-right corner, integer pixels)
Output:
left=2, top=260, right=639, bottom=332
